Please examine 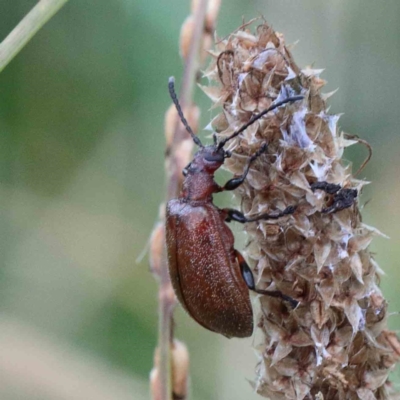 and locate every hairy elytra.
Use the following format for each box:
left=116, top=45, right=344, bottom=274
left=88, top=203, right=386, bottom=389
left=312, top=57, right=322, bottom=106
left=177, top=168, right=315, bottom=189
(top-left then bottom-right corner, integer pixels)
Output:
left=165, top=77, right=303, bottom=338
